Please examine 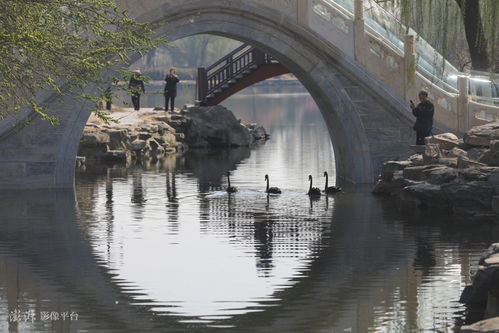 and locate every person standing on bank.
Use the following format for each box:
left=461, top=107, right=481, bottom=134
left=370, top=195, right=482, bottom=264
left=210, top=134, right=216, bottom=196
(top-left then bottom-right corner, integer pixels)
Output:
left=164, top=67, right=180, bottom=112
left=410, top=90, right=434, bottom=145
left=128, top=69, right=145, bottom=111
